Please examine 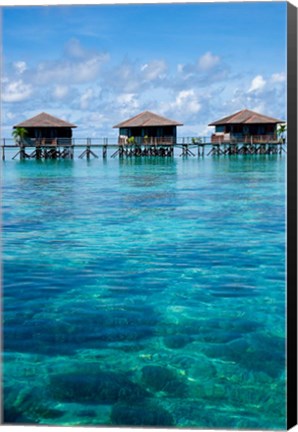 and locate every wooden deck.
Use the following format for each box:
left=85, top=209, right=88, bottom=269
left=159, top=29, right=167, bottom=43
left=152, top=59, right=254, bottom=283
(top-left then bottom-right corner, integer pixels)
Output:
left=210, top=133, right=281, bottom=144
left=1, top=137, right=287, bottom=160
